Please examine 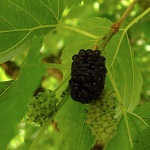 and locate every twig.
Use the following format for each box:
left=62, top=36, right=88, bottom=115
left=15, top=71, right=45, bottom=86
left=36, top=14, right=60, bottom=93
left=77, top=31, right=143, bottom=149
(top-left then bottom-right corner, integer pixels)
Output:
left=98, top=0, right=138, bottom=51
left=116, top=0, right=138, bottom=26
